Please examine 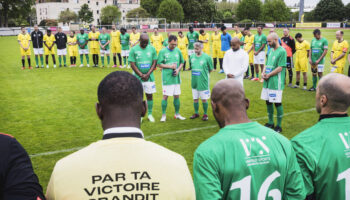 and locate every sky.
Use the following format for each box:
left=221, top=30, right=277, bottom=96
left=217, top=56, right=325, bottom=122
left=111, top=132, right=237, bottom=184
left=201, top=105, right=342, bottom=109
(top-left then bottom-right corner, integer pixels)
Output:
left=285, top=0, right=350, bottom=7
